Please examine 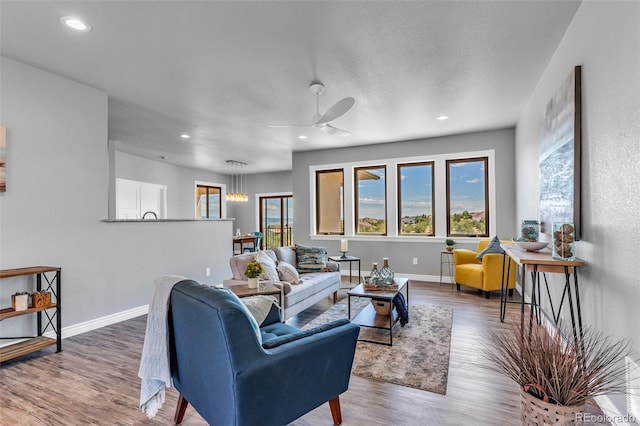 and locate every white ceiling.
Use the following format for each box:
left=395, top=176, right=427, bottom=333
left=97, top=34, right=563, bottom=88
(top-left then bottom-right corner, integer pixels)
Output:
left=0, top=1, right=581, bottom=174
